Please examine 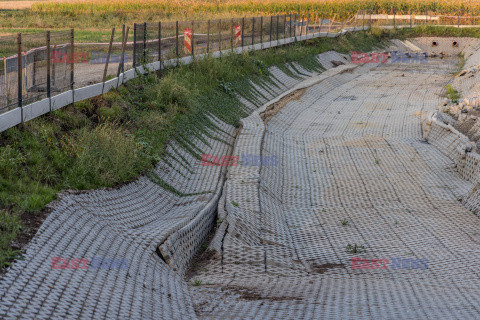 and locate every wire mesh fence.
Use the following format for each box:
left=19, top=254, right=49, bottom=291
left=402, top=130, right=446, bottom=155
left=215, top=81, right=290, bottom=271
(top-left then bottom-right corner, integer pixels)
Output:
left=0, top=11, right=478, bottom=130
left=0, top=34, right=18, bottom=113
